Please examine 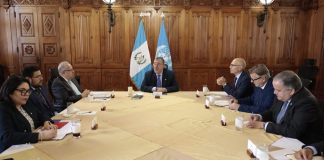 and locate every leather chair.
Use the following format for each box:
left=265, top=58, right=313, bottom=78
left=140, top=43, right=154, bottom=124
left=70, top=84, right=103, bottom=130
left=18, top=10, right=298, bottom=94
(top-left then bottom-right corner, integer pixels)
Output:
left=0, top=65, right=6, bottom=88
